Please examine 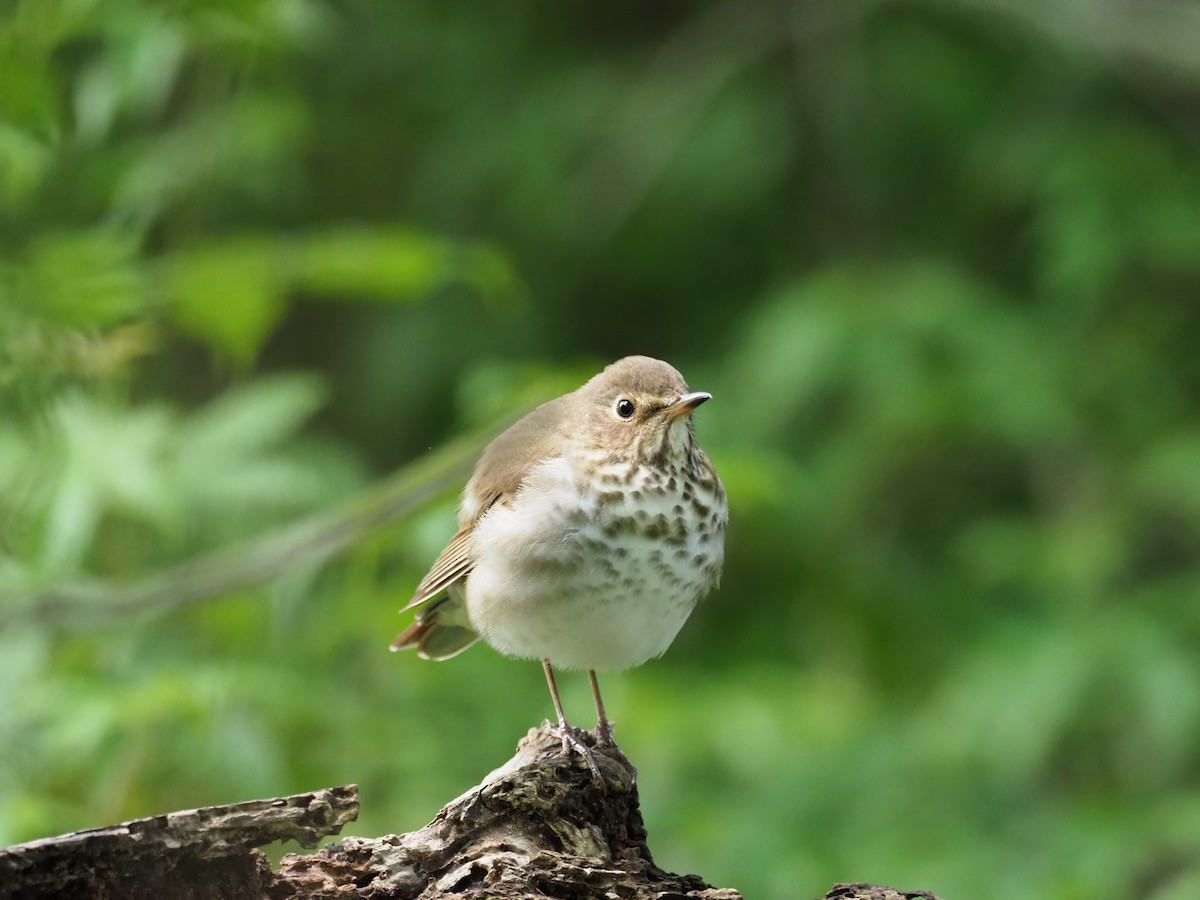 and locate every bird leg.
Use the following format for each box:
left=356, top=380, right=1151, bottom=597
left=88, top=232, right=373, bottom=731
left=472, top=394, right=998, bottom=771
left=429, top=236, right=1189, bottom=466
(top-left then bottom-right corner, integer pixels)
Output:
left=588, top=669, right=617, bottom=747
left=542, top=658, right=603, bottom=781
